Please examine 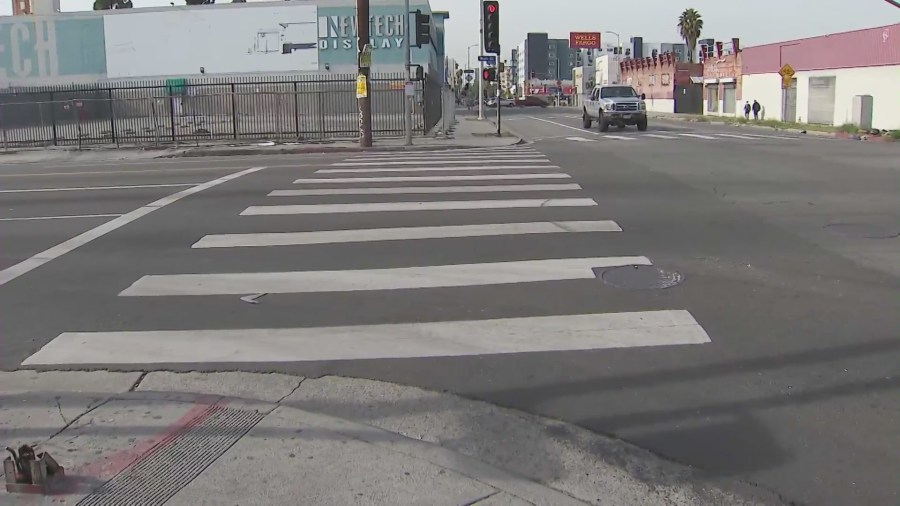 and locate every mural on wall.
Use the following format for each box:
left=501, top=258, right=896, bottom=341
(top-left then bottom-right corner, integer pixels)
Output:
left=316, top=5, right=435, bottom=69
left=0, top=17, right=105, bottom=82
left=103, top=5, right=319, bottom=79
